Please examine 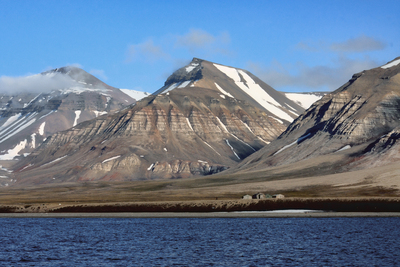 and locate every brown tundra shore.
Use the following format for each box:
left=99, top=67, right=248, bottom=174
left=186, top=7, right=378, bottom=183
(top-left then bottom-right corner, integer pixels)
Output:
left=1, top=198, right=400, bottom=214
